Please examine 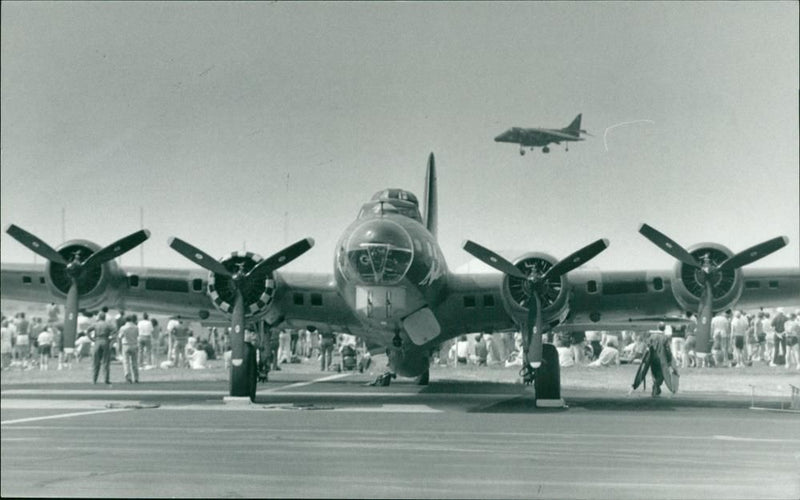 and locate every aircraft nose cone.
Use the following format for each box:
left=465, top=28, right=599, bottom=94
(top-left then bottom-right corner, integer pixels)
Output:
left=495, top=130, right=513, bottom=142
left=344, top=220, right=414, bottom=284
